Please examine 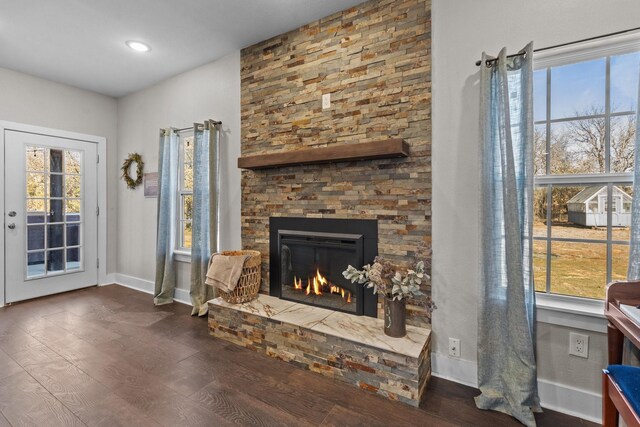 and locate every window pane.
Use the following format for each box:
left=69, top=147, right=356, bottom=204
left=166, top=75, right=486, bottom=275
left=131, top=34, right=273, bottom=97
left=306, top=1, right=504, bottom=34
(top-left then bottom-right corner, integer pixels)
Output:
left=611, top=185, right=633, bottom=236
left=26, top=173, right=46, bottom=198
left=48, top=224, right=64, bottom=248
left=26, top=146, right=46, bottom=172
left=533, top=240, right=547, bottom=292
left=47, top=249, right=65, bottom=273
left=64, top=150, right=81, bottom=174
left=551, top=186, right=607, bottom=238
left=183, top=195, right=192, bottom=220
left=612, top=244, right=630, bottom=282
left=65, top=175, right=81, bottom=198
left=611, top=52, right=640, bottom=113
left=27, top=252, right=45, bottom=278
left=50, top=149, right=63, bottom=173
left=534, top=124, right=547, bottom=175
left=610, top=114, right=636, bottom=173
left=183, top=163, right=193, bottom=191
left=182, top=221, right=192, bottom=249
left=66, top=248, right=81, bottom=270
left=550, top=58, right=605, bottom=119
left=27, top=199, right=47, bottom=223
left=534, top=69, right=547, bottom=121
left=50, top=174, right=64, bottom=198
left=183, top=138, right=194, bottom=191
left=550, top=241, right=606, bottom=299
left=66, top=224, right=80, bottom=247
left=28, top=225, right=45, bottom=251
left=66, top=199, right=81, bottom=215
left=550, top=120, right=606, bottom=174
left=49, top=199, right=64, bottom=223
left=533, top=187, right=547, bottom=237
